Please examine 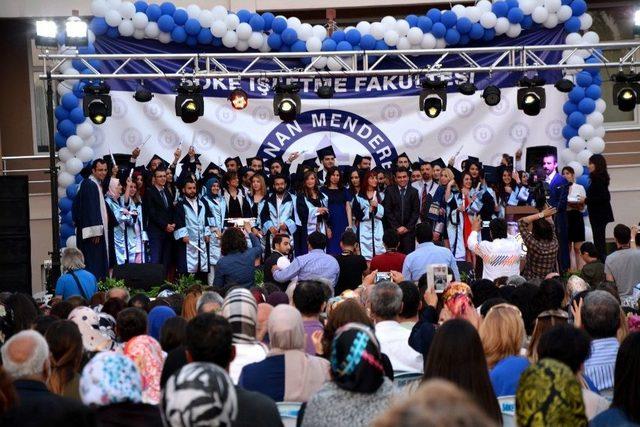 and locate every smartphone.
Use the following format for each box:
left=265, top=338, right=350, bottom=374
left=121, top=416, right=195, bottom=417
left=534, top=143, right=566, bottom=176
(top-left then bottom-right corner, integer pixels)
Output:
left=427, top=264, right=448, bottom=293
left=375, top=272, right=391, bottom=283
